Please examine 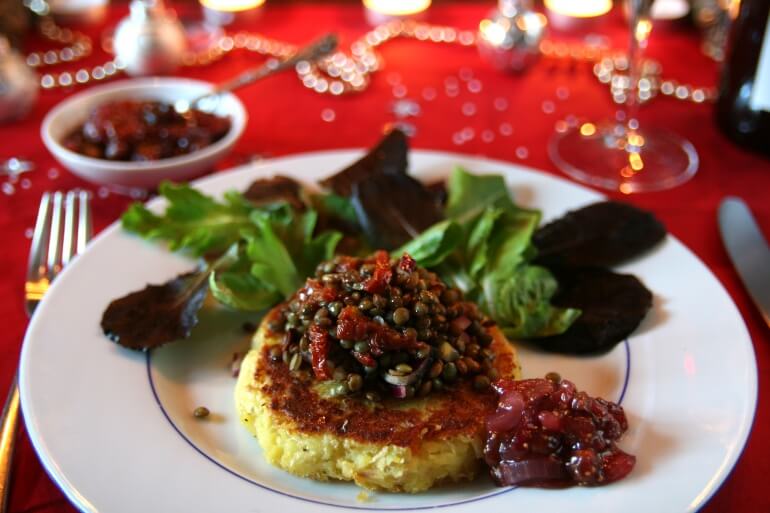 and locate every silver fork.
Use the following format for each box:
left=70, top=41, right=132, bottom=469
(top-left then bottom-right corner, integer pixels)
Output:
left=0, top=190, right=92, bottom=513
